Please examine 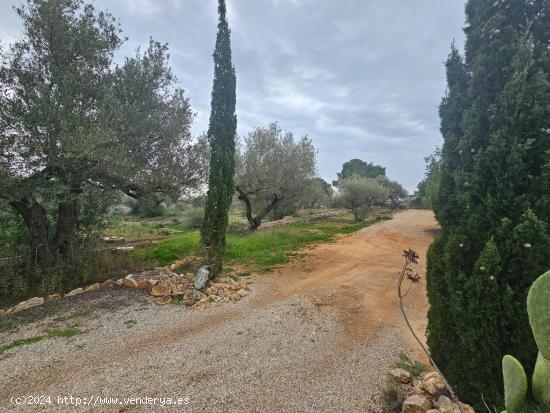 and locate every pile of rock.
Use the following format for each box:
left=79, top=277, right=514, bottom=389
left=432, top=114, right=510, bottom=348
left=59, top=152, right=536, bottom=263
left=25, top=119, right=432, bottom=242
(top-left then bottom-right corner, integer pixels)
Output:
left=389, top=369, right=475, bottom=413
left=113, top=267, right=250, bottom=308
left=0, top=263, right=251, bottom=317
